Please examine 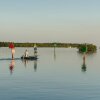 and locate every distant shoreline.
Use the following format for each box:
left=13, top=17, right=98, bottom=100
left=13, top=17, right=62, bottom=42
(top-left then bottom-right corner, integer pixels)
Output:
left=0, top=42, right=97, bottom=53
